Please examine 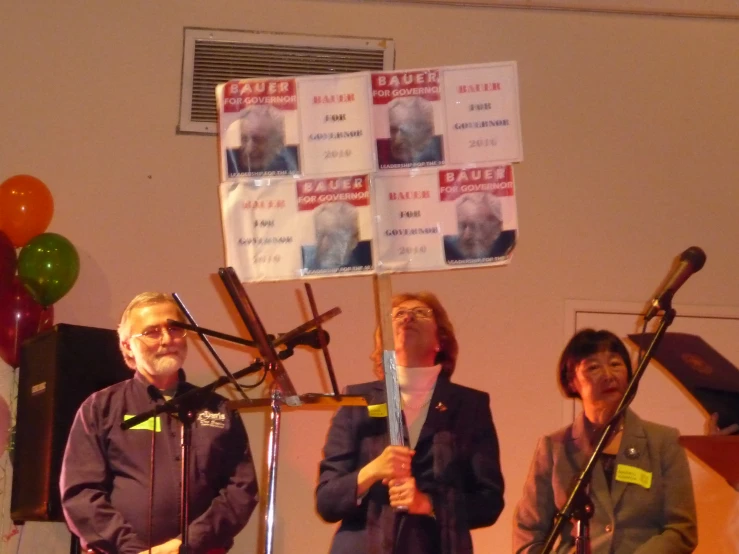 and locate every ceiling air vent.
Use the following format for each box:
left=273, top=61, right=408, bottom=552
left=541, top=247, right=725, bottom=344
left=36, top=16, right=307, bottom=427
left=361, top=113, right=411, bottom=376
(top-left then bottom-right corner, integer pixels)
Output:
left=178, top=27, right=395, bottom=135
